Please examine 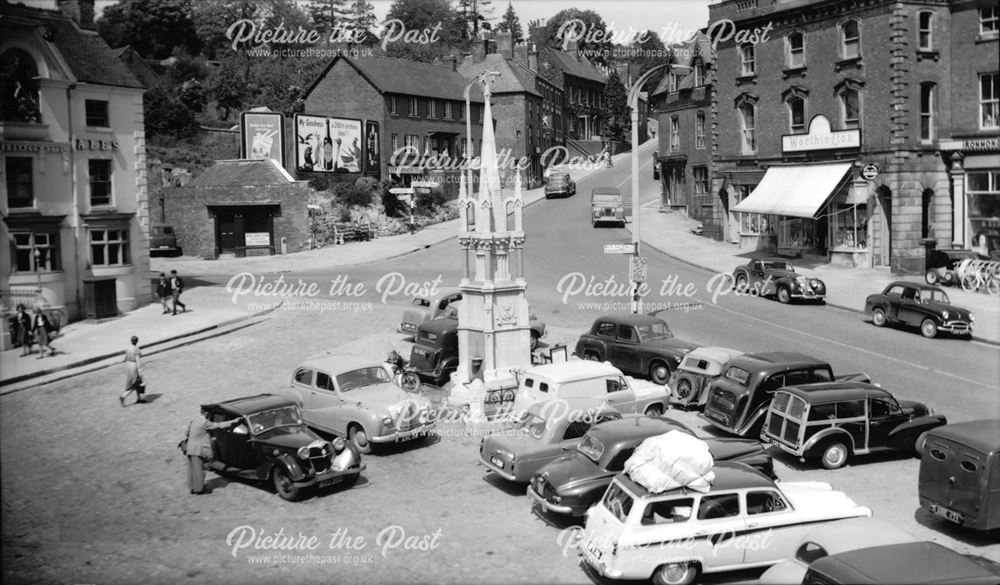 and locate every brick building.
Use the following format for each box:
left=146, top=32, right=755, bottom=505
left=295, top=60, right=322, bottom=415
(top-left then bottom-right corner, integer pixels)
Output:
left=162, top=159, right=309, bottom=258
left=536, top=42, right=608, bottom=142
left=709, top=0, right=999, bottom=270
left=302, top=56, right=485, bottom=198
left=650, top=33, right=717, bottom=231
left=1, top=0, right=151, bottom=327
